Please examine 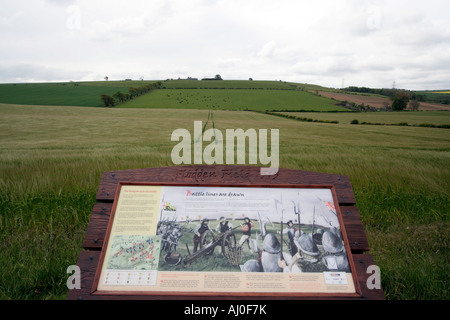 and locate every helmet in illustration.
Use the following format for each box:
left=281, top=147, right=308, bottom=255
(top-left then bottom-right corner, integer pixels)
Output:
left=240, top=259, right=262, bottom=272
left=294, top=233, right=320, bottom=256
left=313, top=228, right=324, bottom=245
left=262, top=233, right=281, bottom=254
left=330, top=226, right=342, bottom=239
left=322, top=230, right=345, bottom=254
